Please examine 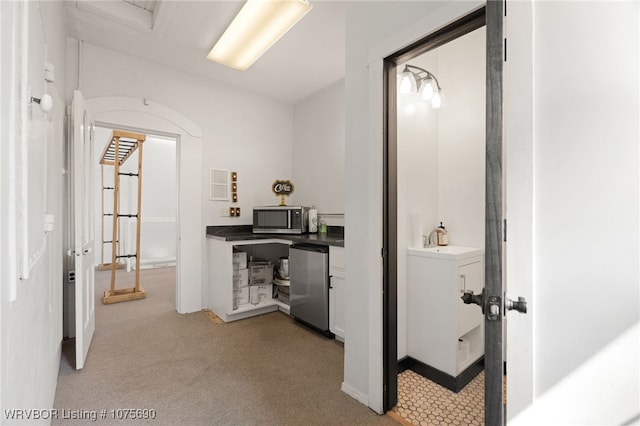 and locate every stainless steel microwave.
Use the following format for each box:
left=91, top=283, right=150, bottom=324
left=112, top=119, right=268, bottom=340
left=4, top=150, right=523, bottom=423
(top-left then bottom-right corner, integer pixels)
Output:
left=253, top=206, right=309, bottom=234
